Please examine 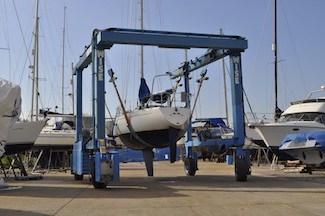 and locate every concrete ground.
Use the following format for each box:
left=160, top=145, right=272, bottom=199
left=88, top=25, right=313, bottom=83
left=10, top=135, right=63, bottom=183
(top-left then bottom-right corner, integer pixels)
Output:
left=0, top=161, right=324, bottom=216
